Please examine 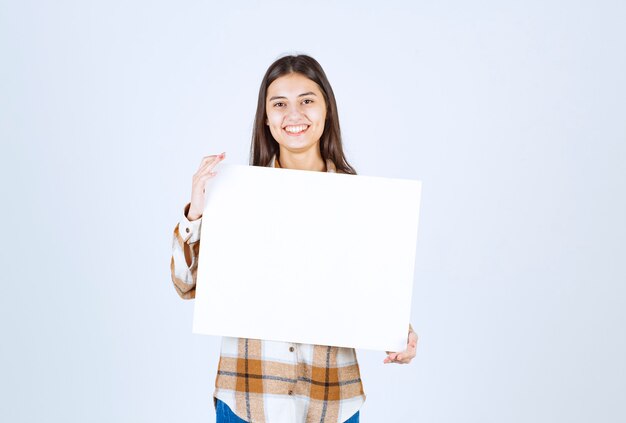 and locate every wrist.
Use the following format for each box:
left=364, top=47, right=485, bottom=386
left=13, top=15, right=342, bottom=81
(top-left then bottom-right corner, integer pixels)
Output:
left=187, top=209, right=202, bottom=221
left=185, top=203, right=202, bottom=221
